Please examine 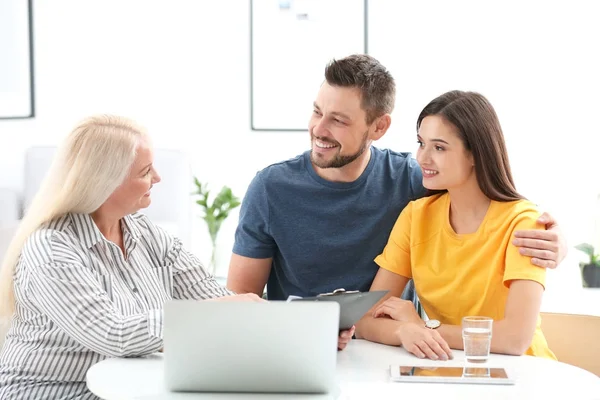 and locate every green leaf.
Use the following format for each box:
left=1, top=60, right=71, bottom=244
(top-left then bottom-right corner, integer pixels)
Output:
left=193, top=182, right=241, bottom=244
left=215, top=213, right=227, bottom=222
left=575, top=243, right=595, bottom=258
